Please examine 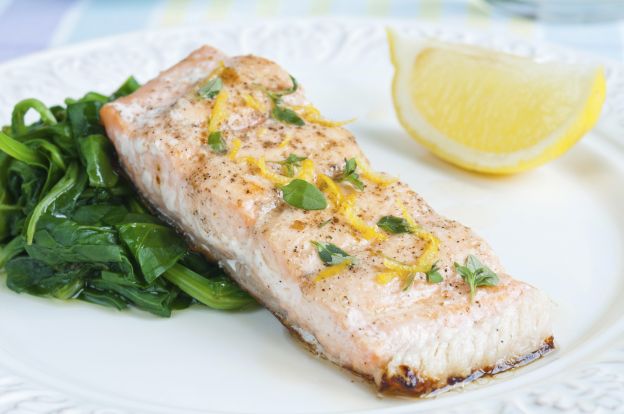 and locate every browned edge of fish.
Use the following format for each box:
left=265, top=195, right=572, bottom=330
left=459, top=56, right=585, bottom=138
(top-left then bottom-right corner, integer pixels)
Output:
left=287, top=320, right=555, bottom=397
left=378, top=336, right=555, bottom=396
